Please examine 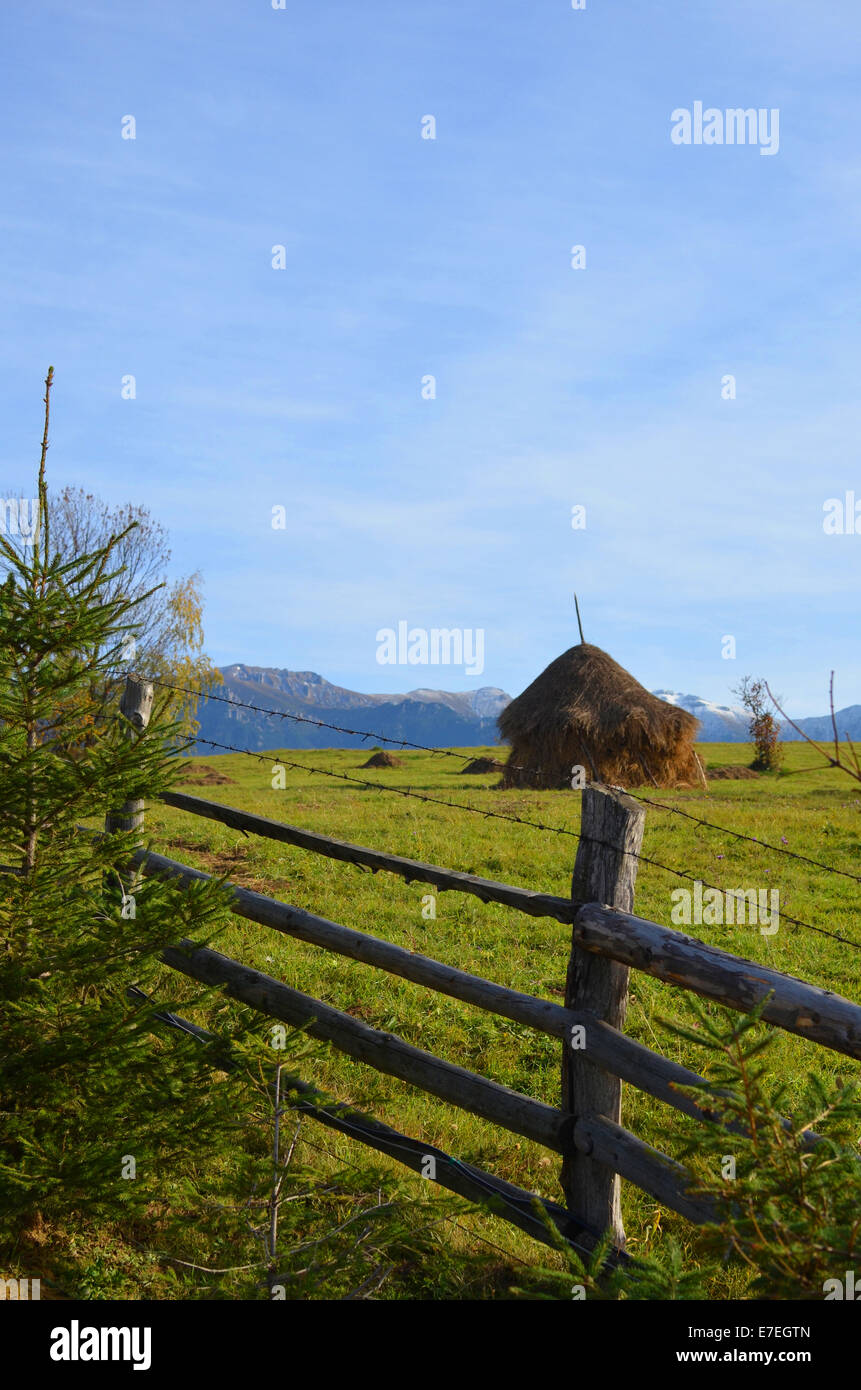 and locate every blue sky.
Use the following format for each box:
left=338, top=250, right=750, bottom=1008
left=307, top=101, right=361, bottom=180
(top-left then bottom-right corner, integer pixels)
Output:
left=1, top=0, right=859, bottom=716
